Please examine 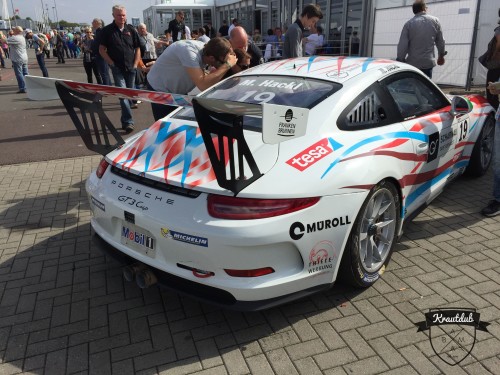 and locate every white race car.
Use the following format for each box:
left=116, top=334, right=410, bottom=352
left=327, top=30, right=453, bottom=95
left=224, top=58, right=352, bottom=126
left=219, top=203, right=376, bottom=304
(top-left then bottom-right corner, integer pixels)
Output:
left=57, top=57, right=495, bottom=310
